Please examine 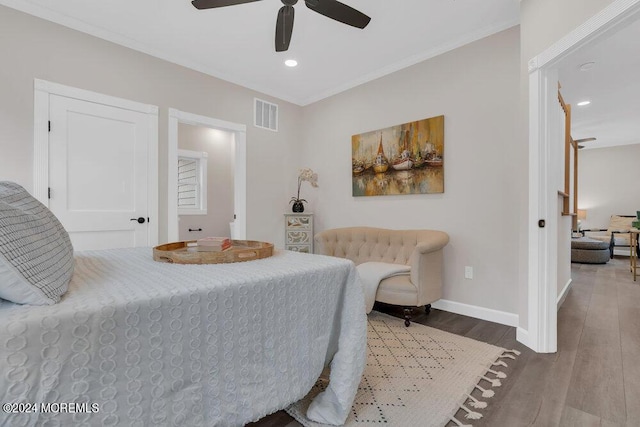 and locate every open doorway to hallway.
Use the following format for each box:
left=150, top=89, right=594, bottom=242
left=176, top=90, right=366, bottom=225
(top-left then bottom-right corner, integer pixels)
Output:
left=167, top=109, right=247, bottom=243
left=177, top=124, right=235, bottom=241
left=526, top=0, right=640, bottom=353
